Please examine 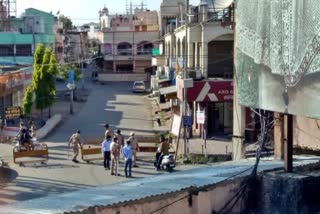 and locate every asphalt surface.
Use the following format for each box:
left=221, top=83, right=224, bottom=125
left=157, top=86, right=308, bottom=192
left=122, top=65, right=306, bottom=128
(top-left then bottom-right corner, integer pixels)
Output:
left=47, top=80, right=154, bottom=142
left=0, top=80, right=187, bottom=205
